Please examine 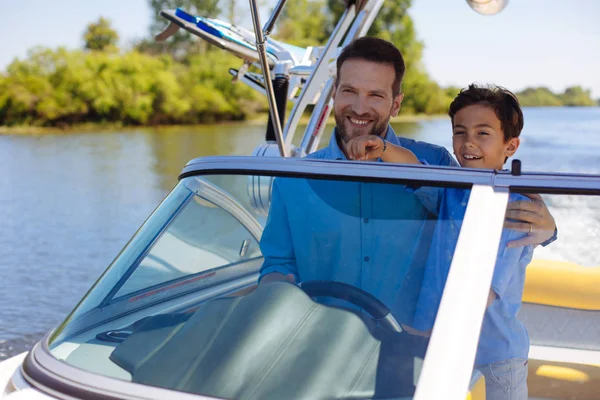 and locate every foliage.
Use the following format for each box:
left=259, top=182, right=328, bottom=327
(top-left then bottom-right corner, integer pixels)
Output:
left=516, top=86, right=597, bottom=107
left=275, top=0, right=331, bottom=47
left=559, top=86, right=597, bottom=107
left=516, top=87, right=562, bottom=107
left=83, top=17, right=119, bottom=52
left=0, top=47, right=265, bottom=126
